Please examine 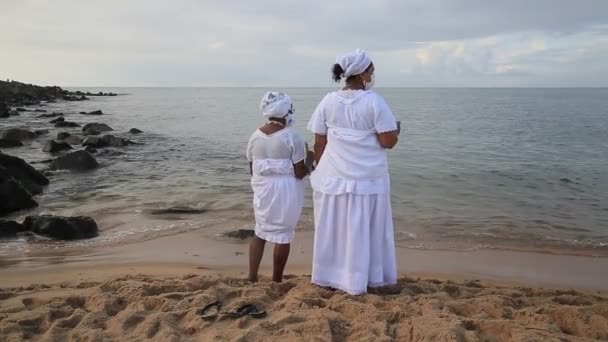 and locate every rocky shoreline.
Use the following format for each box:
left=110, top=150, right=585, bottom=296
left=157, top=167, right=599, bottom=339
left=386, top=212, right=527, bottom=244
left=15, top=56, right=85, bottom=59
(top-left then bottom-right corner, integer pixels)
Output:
left=0, top=80, right=141, bottom=241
